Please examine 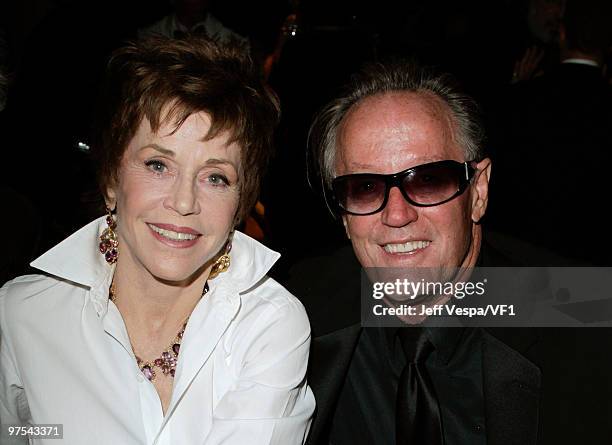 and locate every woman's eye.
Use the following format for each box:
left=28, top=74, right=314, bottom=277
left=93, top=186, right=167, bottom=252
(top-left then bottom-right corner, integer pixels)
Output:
left=145, top=160, right=167, bottom=173
left=207, top=173, right=230, bottom=186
